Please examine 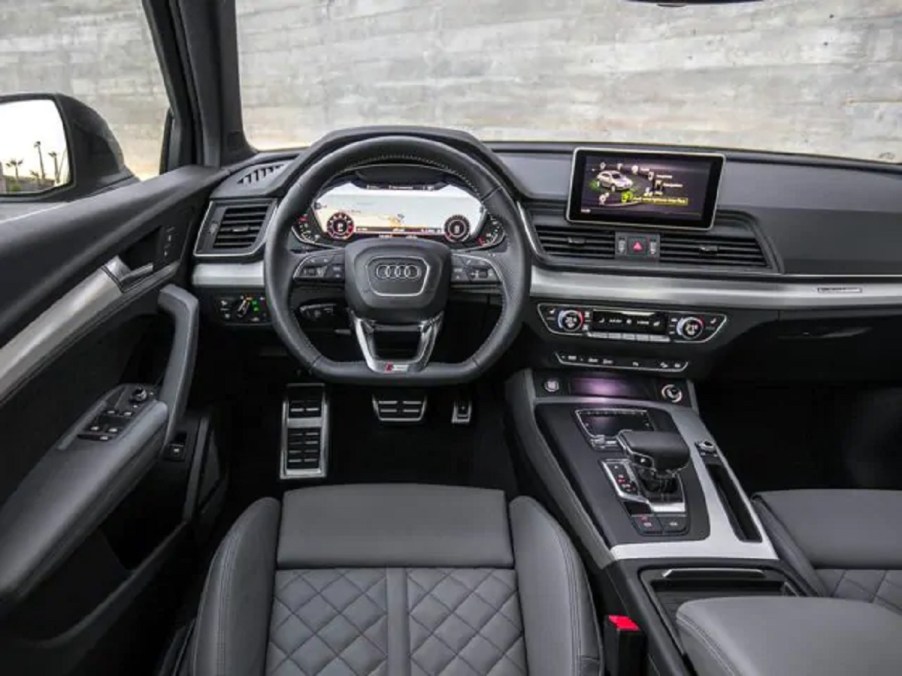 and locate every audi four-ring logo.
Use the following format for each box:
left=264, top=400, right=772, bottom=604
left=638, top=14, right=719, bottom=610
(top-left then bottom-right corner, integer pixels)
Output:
left=374, top=263, right=423, bottom=280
